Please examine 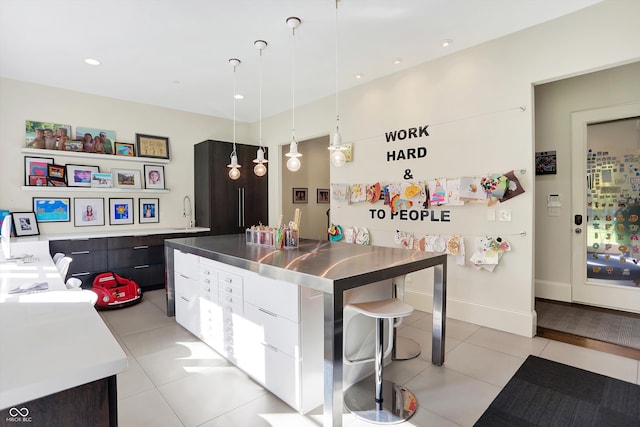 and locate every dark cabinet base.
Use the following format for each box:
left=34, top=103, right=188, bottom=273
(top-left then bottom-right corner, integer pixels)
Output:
left=0, top=376, right=117, bottom=427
